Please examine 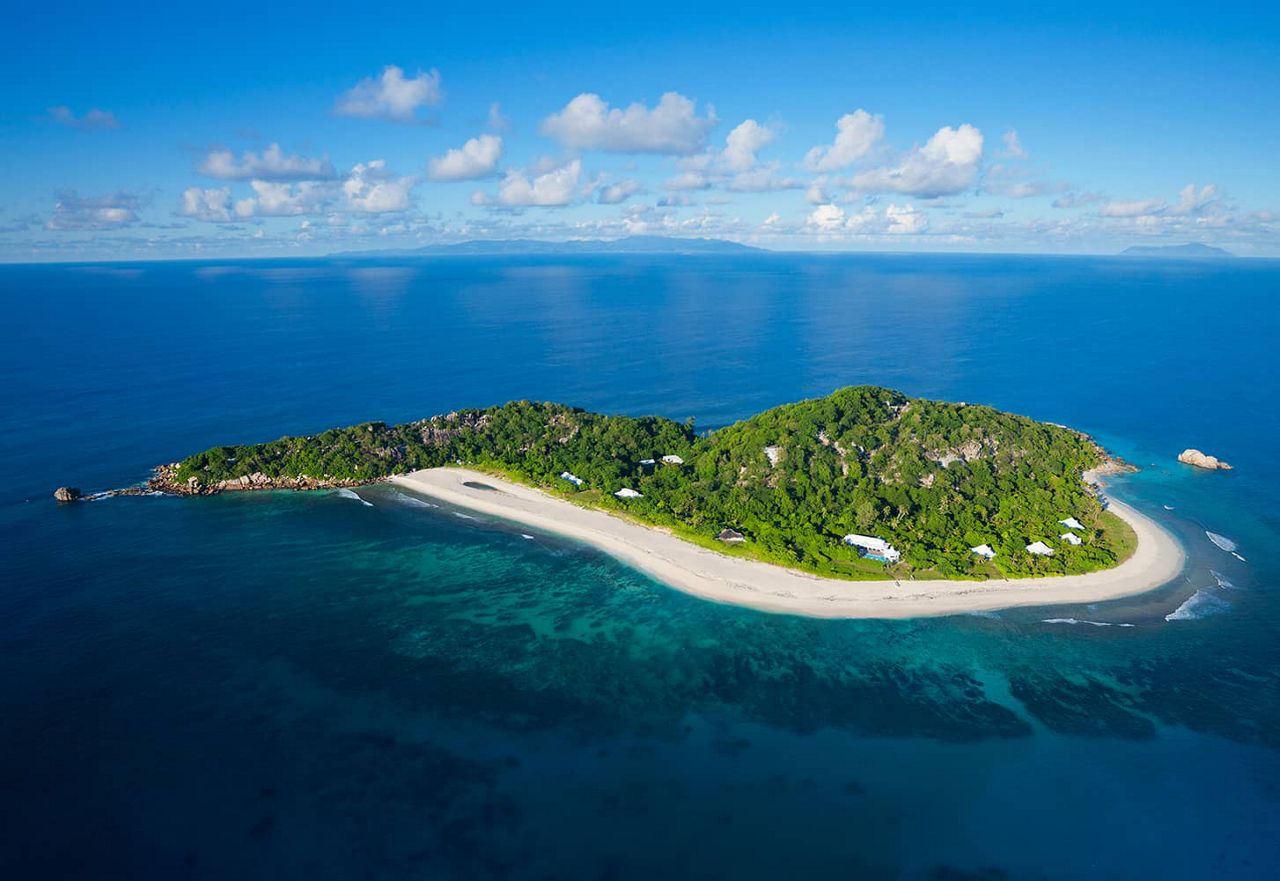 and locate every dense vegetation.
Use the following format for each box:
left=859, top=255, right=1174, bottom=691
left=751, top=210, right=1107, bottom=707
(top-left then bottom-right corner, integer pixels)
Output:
left=174, top=386, right=1130, bottom=579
